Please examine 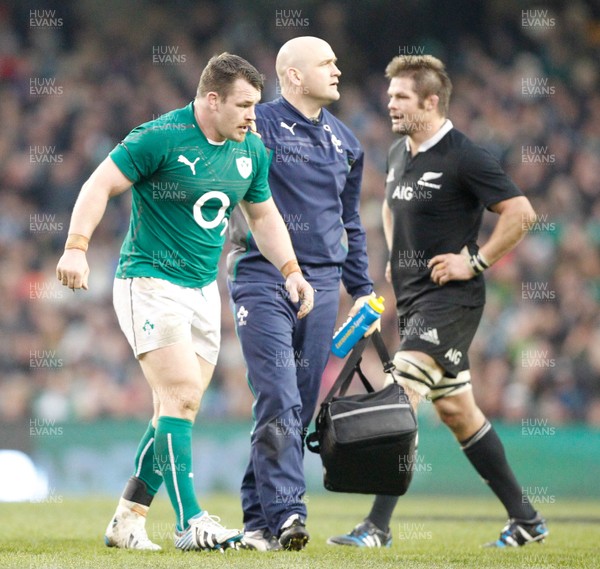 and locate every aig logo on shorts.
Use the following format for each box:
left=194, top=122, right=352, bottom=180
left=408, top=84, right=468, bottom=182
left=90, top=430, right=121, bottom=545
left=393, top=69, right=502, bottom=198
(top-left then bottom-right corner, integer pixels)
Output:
left=445, top=348, right=462, bottom=365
